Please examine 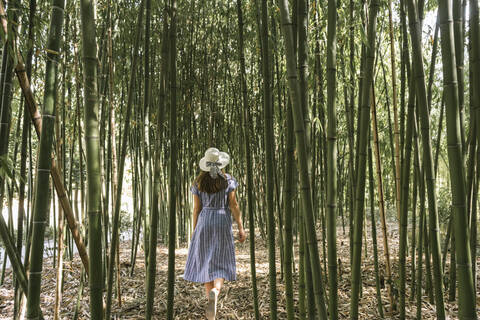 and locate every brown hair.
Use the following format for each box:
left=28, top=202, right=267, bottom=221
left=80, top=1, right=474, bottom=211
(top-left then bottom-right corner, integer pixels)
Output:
left=195, top=171, right=228, bottom=194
